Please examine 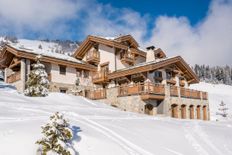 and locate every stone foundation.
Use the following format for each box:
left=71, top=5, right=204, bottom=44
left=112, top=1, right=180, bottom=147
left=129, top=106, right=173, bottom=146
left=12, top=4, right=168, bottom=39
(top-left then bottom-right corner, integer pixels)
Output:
left=99, top=87, right=210, bottom=120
